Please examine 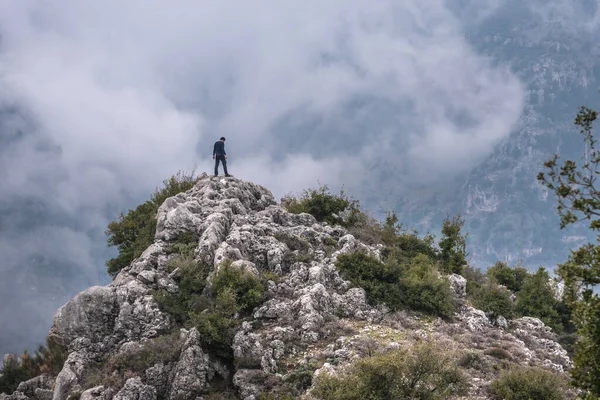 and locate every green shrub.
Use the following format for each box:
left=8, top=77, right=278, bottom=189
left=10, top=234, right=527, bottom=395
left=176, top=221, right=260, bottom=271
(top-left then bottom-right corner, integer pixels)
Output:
left=486, top=261, right=529, bottom=293
left=323, top=236, right=337, bottom=247
left=335, top=252, right=403, bottom=308
left=191, top=309, right=238, bottom=361
left=312, top=342, right=468, bottom=400
left=280, top=359, right=321, bottom=395
left=335, top=252, right=455, bottom=318
left=261, top=270, right=281, bottom=283
left=515, top=268, right=566, bottom=332
left=105, top=171, right=198, bottom=277
left=281, top=185, right=362, bottom=227
left=378, top=213, right=439, bottom=264
left=153, top=257, right=266, bottom=362
left=484, top=347, right=514, bottom=361
left=274, top=232, right=310, bottom=252
left=463, top=264, right=486, bottom=296
left=570, top=293, right=600, bottom=397
left=489, top=367, right=567, bottom=400
left=167, top=230, right=199, bottom=256
left=153, top=255, right=211, bottom=325
left=457, top=351, right=486, bottom=371
left=471, top=283, right=515, bottom=318
left=190, top=264, right=265, bottom=360
left=0, top=336, right=68, bottom=394
left=402, top=274, right=455, bottom=319
left=211, top=262, right=264, bottom=314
